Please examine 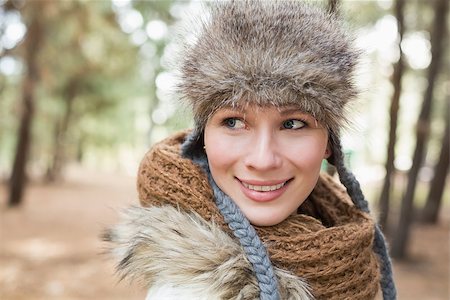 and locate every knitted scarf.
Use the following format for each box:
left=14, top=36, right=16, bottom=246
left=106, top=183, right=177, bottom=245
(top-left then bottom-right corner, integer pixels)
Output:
left=137, top=132, right=381, bottom=299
